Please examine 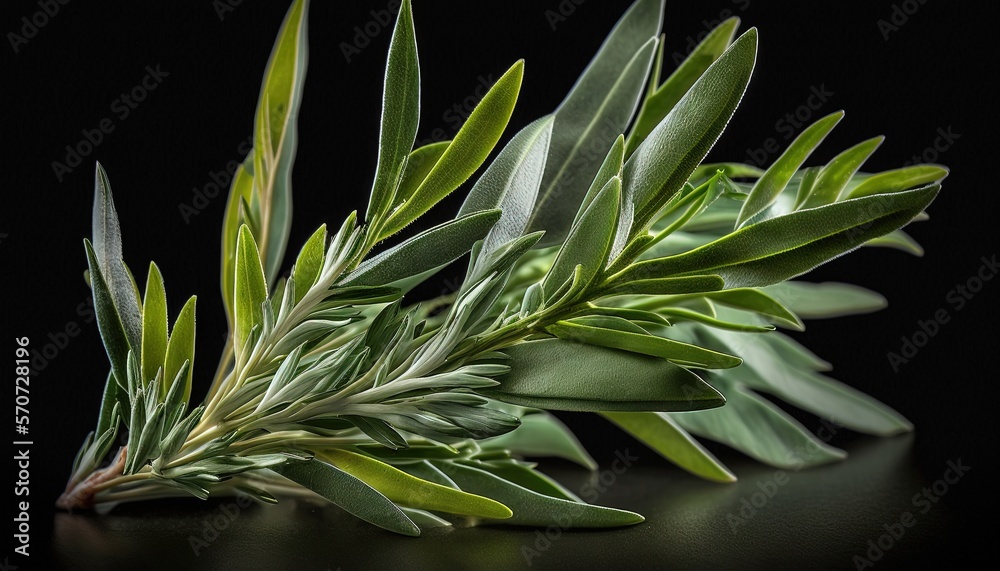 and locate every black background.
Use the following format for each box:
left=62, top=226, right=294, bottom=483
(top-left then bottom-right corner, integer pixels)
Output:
left=3, top=1, right=997, bottom=569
